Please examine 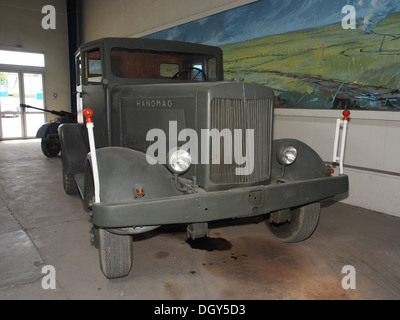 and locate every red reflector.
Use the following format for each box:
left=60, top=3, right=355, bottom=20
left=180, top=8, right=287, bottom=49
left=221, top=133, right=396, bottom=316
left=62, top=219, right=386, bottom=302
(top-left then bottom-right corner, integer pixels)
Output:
left=135, top=185, right=145, bottom=198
